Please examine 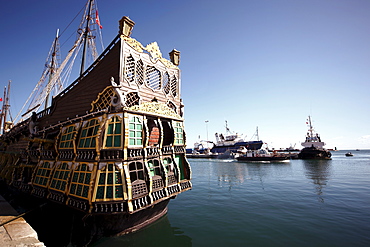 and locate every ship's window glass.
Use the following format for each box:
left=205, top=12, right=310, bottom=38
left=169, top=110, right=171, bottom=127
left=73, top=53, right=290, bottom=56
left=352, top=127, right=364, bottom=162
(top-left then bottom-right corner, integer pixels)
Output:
left=125, top=55, right=135, bottom=83
left=171, top=75, right=178, bottom=97
left=78, top=119, right=100, bottom=148
left=105, top=116, right=122, bottom=148
left=128, top=116, right=143, bottom=147
left=95, top=163, right=123, bottom=200
left=163, top=157, right=174, bottom=173
left=59, top=126, right=77, bottom=149
left=128, top=161, right=145, bottom=182
left=147, top=159, right=161, bottom=177
left=174, top=121, right=184, bottom=145
left=69, top=163, right=92, bottom=199
left=163, top=72, right=170, bottom=94
left=50, top=162, right=71, bottom=192
left=145, top=66, right=161, bottom=91
left=33, top=161, right=52, bottom=187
